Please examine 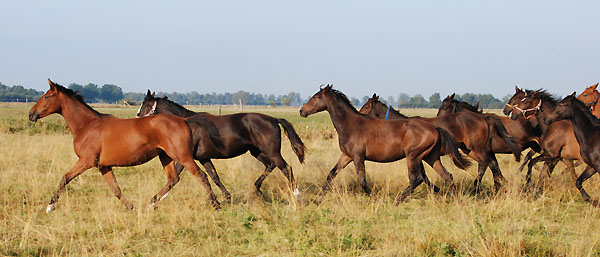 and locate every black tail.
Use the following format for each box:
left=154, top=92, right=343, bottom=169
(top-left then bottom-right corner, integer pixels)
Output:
left=437, top=127, right=472, bottom=170
left=485, top=115, right=521, bottom=162
left=277, top=118, right=307, bottom=163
